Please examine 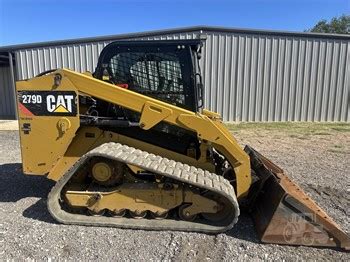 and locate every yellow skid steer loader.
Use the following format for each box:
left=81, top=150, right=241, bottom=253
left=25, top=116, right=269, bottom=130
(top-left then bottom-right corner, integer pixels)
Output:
left=15, top=40, right=349, bottom=250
